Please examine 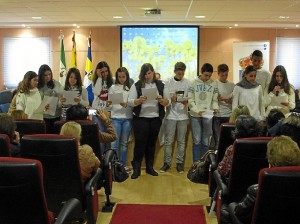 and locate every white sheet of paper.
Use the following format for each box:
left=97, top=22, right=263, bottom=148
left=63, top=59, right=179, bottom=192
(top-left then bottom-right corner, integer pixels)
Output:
left=108, top=93, right=124, bottom=104
left=34, top=96, right=57, bottom=114
left=142, top=88, right=158, bottom=101
left=62, top=90, right=78, bottom=105
left=43, top=96, right=58, bottom=116
left=177, top=97, right=190, bottom=102
left=202, top=109, right=214, bottom=119
left=271, top=95, right=288, bottom=107
left=88, top=109, right=96, bottom=115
